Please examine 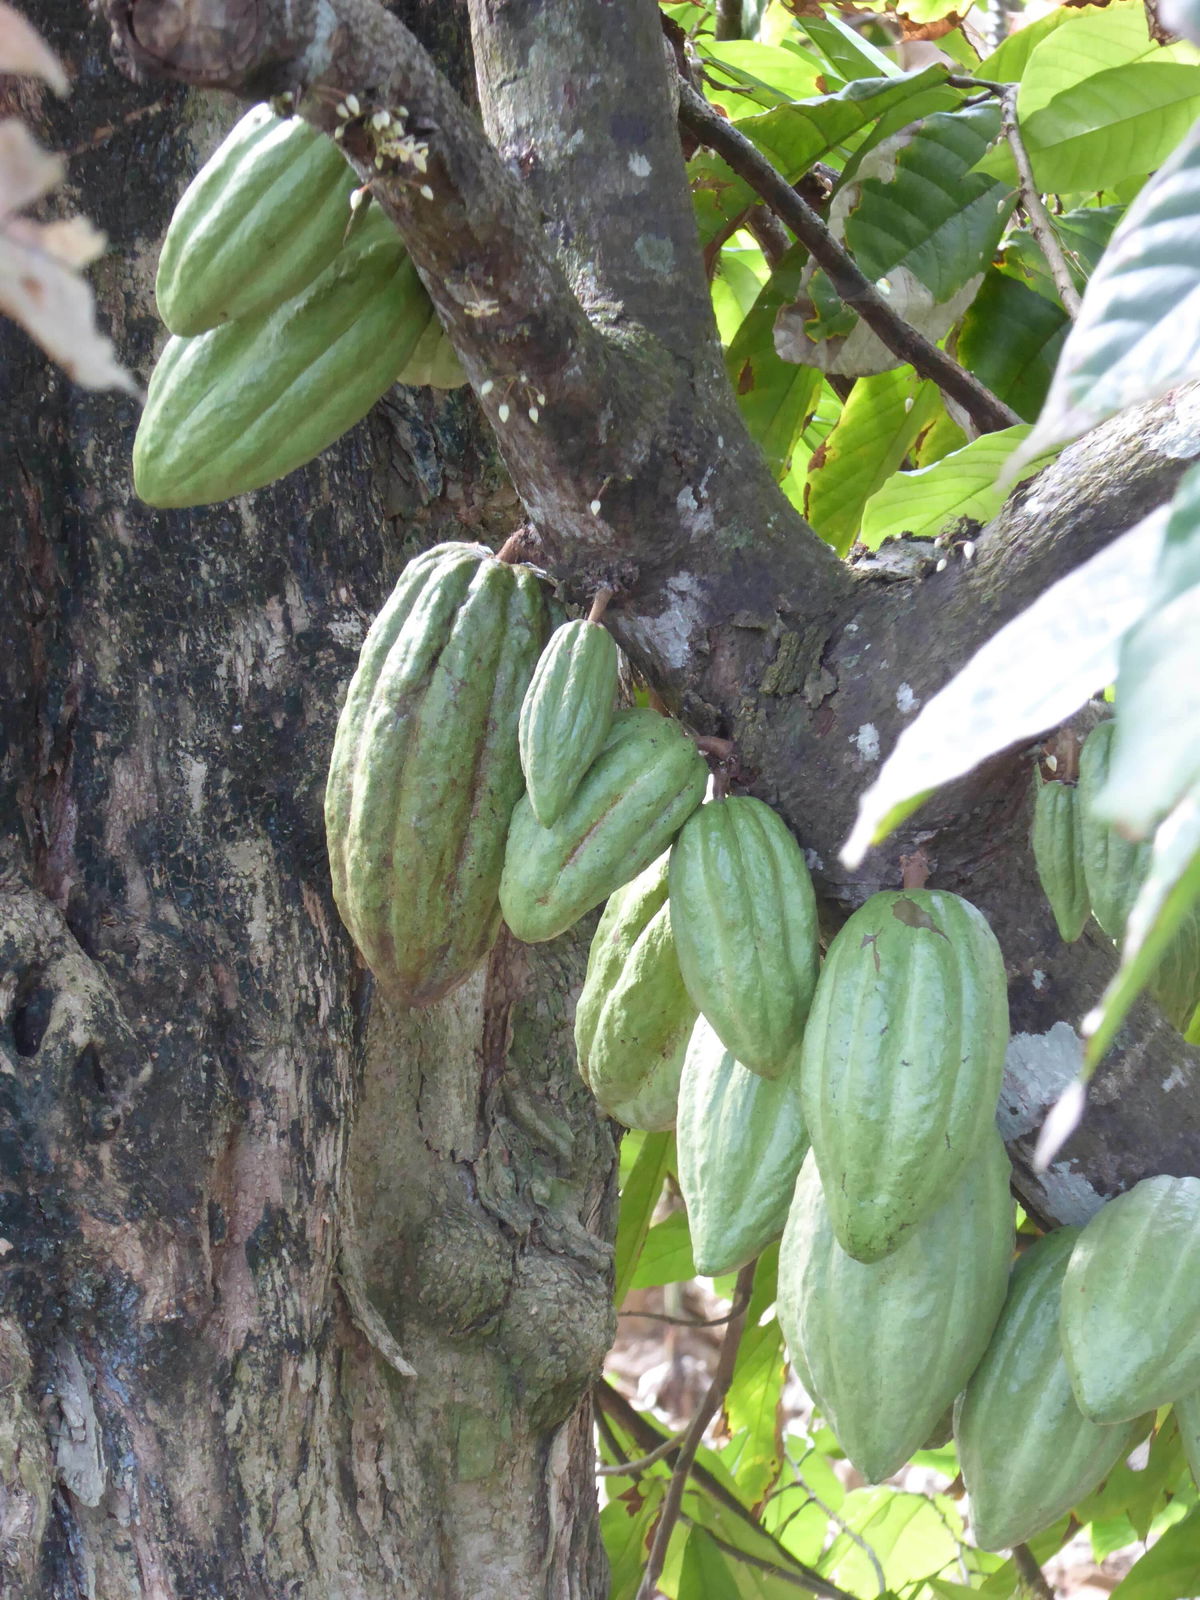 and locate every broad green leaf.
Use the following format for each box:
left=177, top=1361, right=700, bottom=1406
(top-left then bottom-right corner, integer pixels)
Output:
left=699, top=39, right=827, bottom=113
left=925, top=1583, right=985, bottom=1600
left=691, top=151, right=757, bottom=252
left=1016, top=3, right=1200, bottom=119
left=726, top=242, right=822, bottom=478
left=630, top=1209, right=696, bottom=1289
left=723, top=1249, right=786, bottom=1505
left=822, top=1489, right=962, bottom=1592
left=859, top=425, right=1041, bottom=549
left=713, top=249, right=770, bottom=345
left=1084, top=788, right=1200, bottom=1068
left=1075, top=1419, right=1185, bottom=1539
left=1097, top=464, right=1200, bottom=834
left=613, top=1130, right=672, bottom=1307
left=804, top=371, right=941, bottom=554
left=1012, top=119, right=1200, bottom=469
left=958, top=271, right=1067, bottom=421
left=978, top=63, right=1200, bottom=195
left=1000, top=206, right=1124, bottom=302
left=797, top=10, right=903, bottom=79
left=1111, top=1506, right=1200, bottom=1599
left=679, top=1527, right=741, bottom=1600
left=912, top=407, right=966, bottom=468
left=842, top=504, right=1168, bottom=865
left=760, top=1484, right=829, bottom=1568
left=601, top=1483, right=665, bottom=1600
left=976, top=0, right=1132, bottom=83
